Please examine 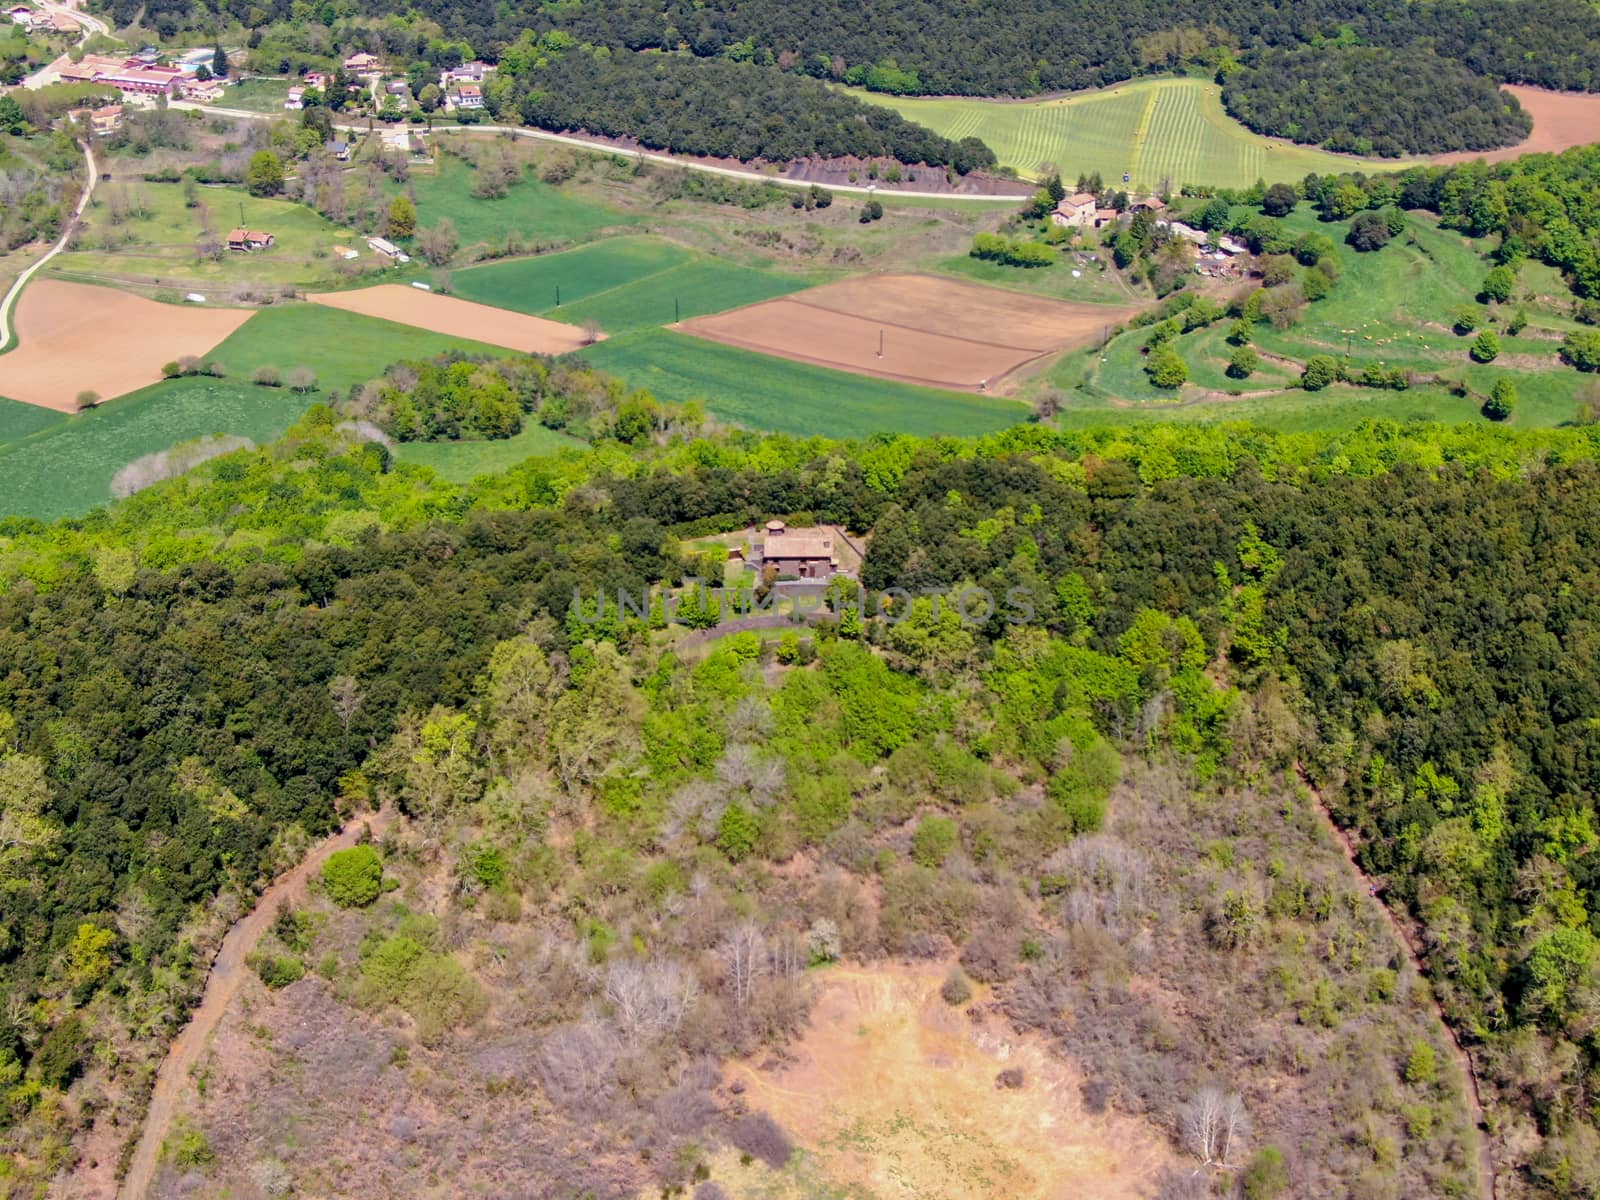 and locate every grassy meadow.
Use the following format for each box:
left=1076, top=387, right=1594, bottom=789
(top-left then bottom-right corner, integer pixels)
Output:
left=393, top=422, right=586, bottom=482
left=405, top=152, right=640, bottom=252
left=856, top=78, right=1392, bottom=189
